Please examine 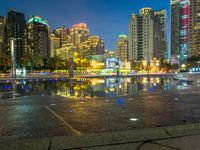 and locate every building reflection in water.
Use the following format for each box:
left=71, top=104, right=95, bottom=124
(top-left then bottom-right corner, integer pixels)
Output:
left=1, top=76, right=198, bottom=99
